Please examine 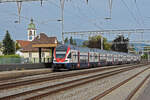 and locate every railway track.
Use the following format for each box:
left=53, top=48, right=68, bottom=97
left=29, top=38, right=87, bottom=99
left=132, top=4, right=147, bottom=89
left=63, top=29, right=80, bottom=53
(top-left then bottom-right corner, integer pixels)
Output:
left=125, top=72, right=150, bottom=100
left=0, top=64, right=135, bottom=90
left=0, top=63, right=148, bottom=100
left=91, top=66, right=150, bottom=100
